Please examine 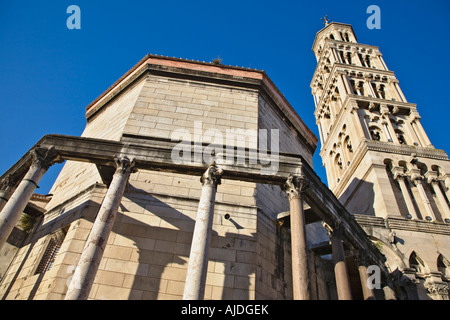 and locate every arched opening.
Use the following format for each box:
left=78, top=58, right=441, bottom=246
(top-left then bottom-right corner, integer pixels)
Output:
left=437, top=254, right=450, bottom=279
left=395, top=129, right=407, bottom=145
left=369, top=126, right=382, bottom=141
left=335, top=153, right=343, bottom=171
left=344, top=136, right=353, bottom=153
left=431, top=165, right=444, bottom=178
left=409, top=251, right=427, bottom=275
left=344, top=32, right=350, bottom=42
